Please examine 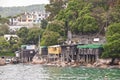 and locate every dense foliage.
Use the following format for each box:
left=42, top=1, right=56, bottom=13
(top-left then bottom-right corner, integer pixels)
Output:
left=0, top=37, right=10, bottom=53
left=0, top=24, right=9, bottom=36
left=46, top=20, right=65, bottom=36
left=103, top=23, right=120, bottom=60
left=41, top=19, right=48, bottom=29
left=41, top=31, right=60, bottom=46
left=45, top=0, right=68, bottom=21
left=17, top=27, right=44, bottom=45
left=17, top=27, right=29, bottom=44
left=0, top=16, right=9, bottom=24
left=0, top=36, right=20, bottom=56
